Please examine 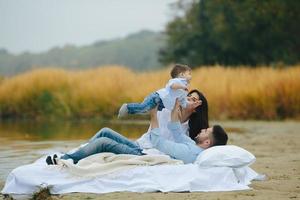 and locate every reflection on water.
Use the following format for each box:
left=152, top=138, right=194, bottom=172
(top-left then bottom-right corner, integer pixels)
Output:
left=0, top=119, right=149, bottom=141
left=0, top=119, right=149, bottom=183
